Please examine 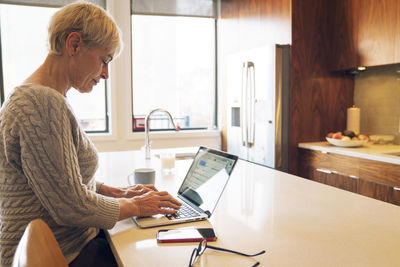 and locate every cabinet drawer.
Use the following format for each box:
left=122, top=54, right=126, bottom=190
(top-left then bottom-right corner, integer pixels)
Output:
left=299, top=148, right=400, bottom=187
left=391, top=187, right=400, bottom=205
left=358, top=181, right=400, bottom=205
left=312, top=168, right=358, bottom=193
left=358, top=179, right=392, bottom=203
left=358, top=158, right=400, bottom=187
left=299, top=149, right=359, bottom=177
left=299, top=148, right=400, bottom=206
